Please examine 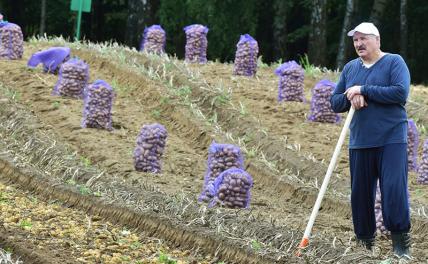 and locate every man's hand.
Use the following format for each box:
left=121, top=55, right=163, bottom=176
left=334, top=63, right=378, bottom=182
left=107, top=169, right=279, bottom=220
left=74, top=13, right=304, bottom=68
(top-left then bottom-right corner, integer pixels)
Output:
left=350, top=94, right=368, bottom=110
left=344, top=85, right=362, bottom=100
